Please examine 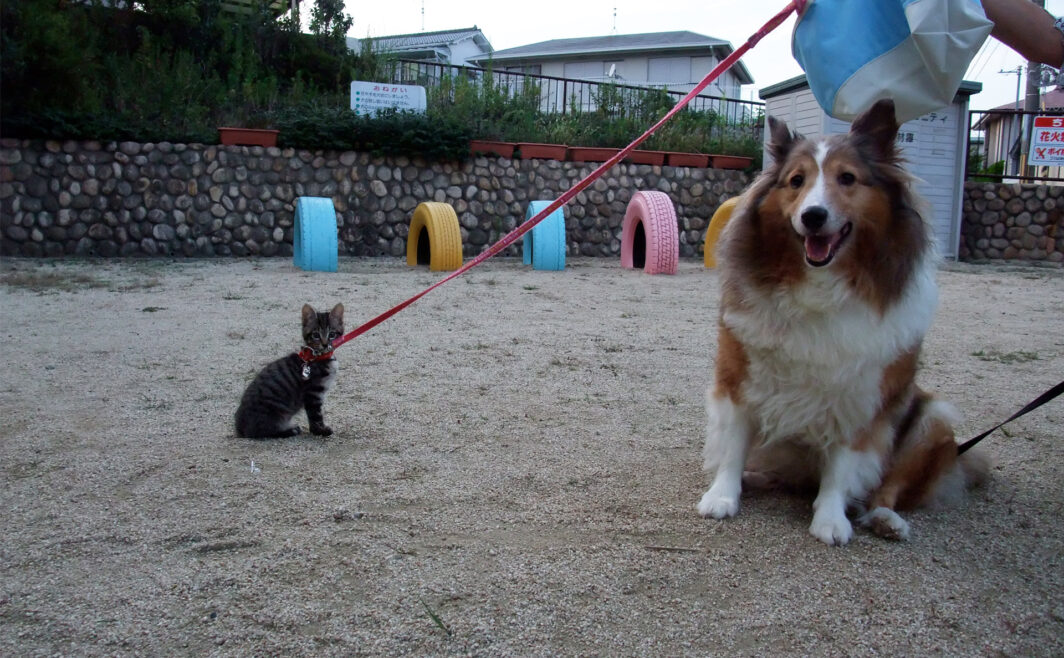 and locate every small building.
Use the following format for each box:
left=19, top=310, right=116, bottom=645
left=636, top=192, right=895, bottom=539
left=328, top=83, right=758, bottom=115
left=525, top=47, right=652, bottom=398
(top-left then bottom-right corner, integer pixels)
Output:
left=347, top=27, right=493, bottom=67
left=471, top=31, right=753, bottom=100
left=972, top=87, right=1064, bottom=180
left=759, top=75, right=982, bottom=258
